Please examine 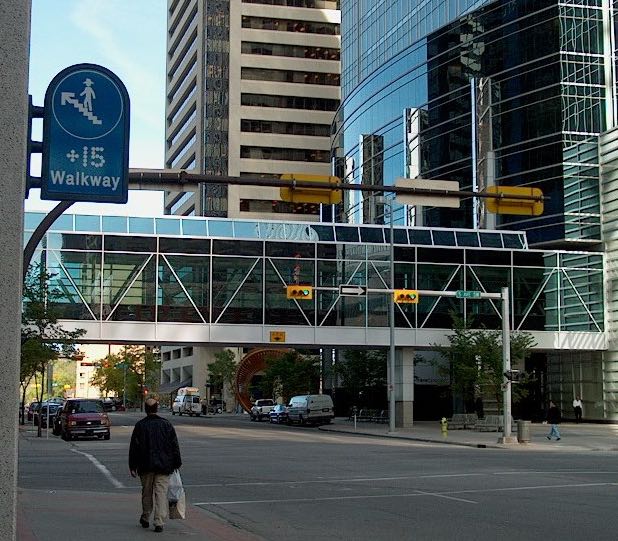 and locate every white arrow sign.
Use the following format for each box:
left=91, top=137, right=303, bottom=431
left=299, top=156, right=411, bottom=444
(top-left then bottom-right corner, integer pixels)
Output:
left=339, top=285, right=367, bottom=296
